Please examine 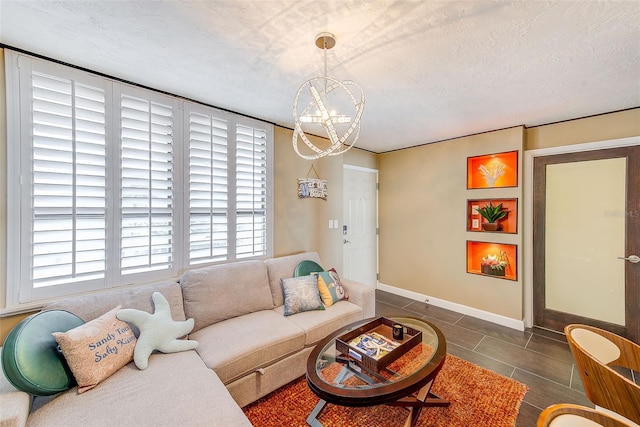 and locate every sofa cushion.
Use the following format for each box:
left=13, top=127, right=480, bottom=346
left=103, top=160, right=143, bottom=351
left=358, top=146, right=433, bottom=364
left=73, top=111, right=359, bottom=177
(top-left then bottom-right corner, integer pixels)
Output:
left=181, top=260, right=273, bottom=332
left=265, top=252, right=322, bottom=307
left=273, top=301, right=363, bottom=346
left=26, top=350, right=251, bottom=427
left=190, top=310, right=305, bottom=384
left=43, top=281, right=186, bottom=336
left=52, top=306, right=136, bottom=393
